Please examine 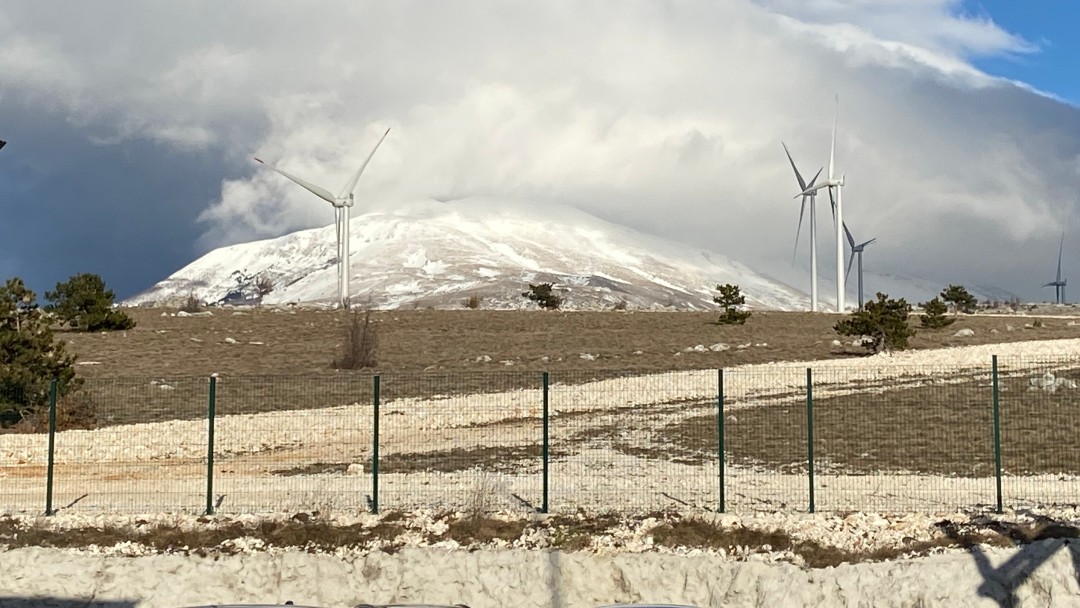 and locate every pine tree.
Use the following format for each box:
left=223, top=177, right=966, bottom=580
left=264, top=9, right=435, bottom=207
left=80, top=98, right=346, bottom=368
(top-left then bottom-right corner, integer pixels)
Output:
left=940, top=284, right=978, bottom=314
left=834, top=292, right=915, bottom=353
left=522, top=283, right=562, bottom=310
left=45, top=272, right=134, bottom=332
left=0, top=278, right=80, bottom=426
left=919, top=297, right=955, bottom=329
left=714, top=284, right=751, bottom=324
